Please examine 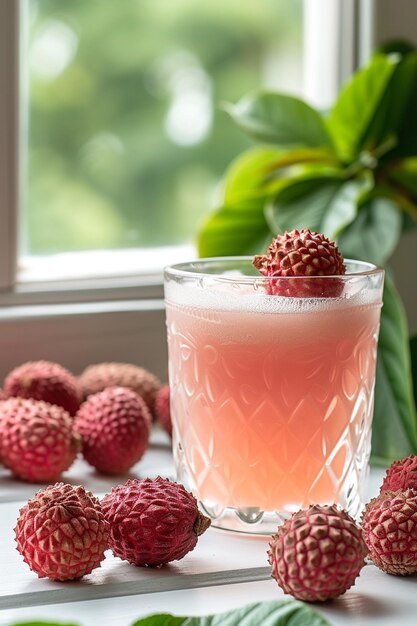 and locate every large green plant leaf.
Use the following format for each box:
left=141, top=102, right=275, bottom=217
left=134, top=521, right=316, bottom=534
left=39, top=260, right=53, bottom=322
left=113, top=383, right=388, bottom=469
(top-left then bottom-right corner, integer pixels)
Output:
left=131, top=600, right=331, bottom=626
left=363, top=53, right=417, bottom=158
left=198, top=147, right=284, bottom=257
left=226, top=92, right=333, bottom=148
left=385, top=159, right=417, bottom=223
left=265, top=175, right=368, bottom=239
left=338, top=197, right=402, bottom=265
left=371, top=274, right=417, bottom=465
left=411, top=335, right=417, bottom=407
left=198, top=204, right=272, bottom=257
left=223, top=146, right=285, bottom=209
left=387, top=52, right=417, bottom=158
left=327, top=54, right=399, bottom=160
